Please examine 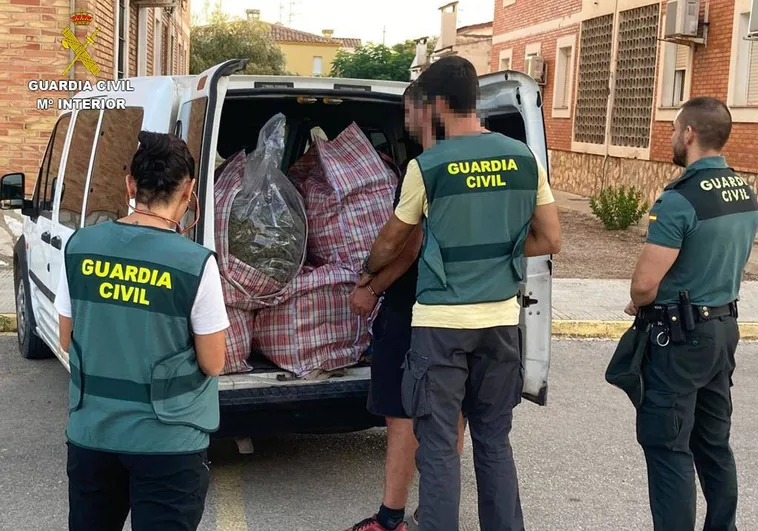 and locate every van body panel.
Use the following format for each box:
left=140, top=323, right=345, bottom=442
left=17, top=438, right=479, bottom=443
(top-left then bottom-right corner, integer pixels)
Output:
left=479, top=70, right=553, bottom=405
